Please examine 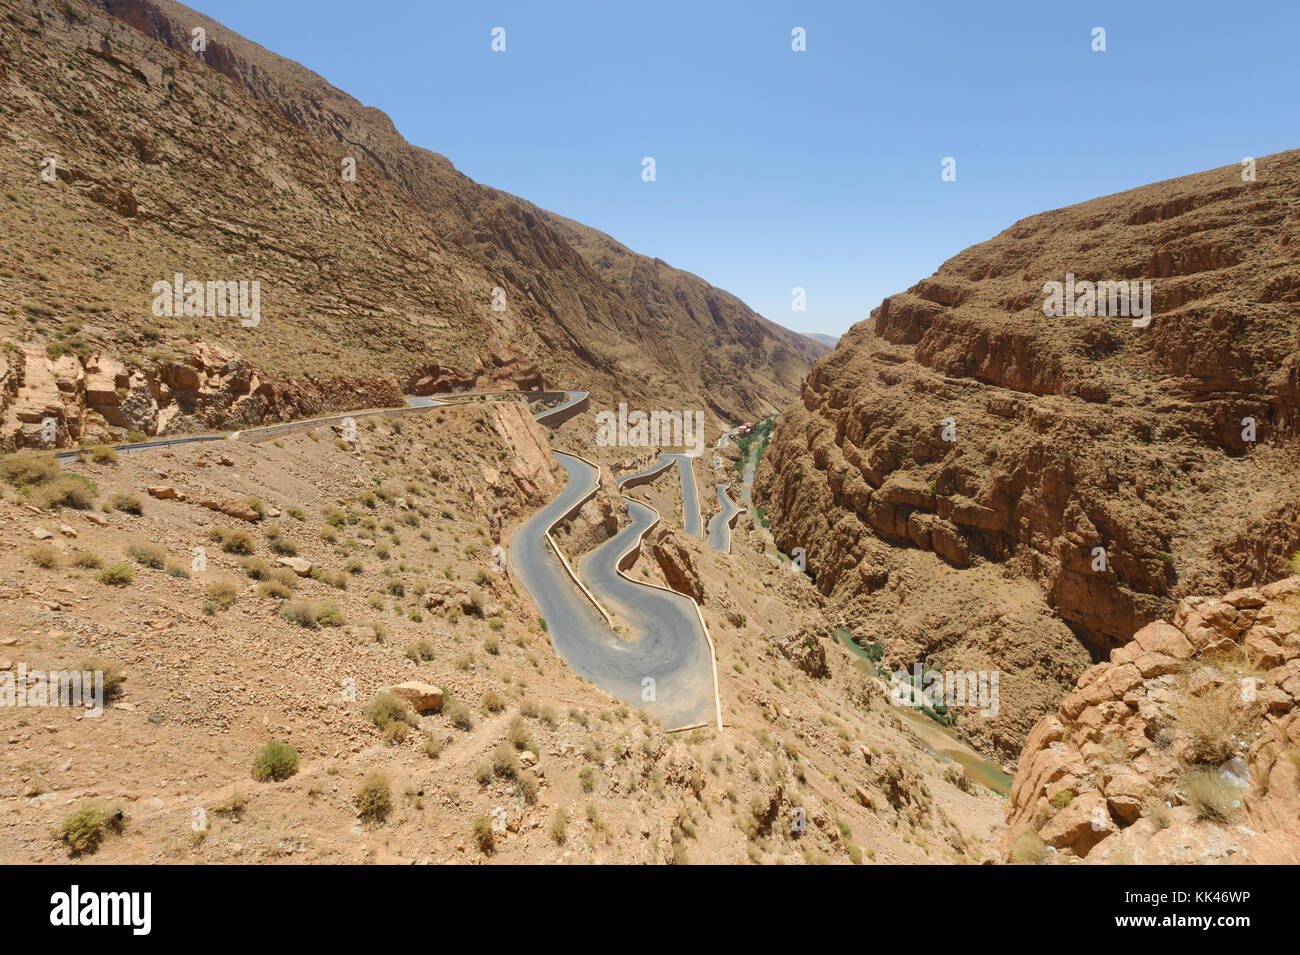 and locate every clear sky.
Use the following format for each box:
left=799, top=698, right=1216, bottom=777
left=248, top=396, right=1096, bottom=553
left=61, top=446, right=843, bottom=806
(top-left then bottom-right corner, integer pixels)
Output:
left=194, top=0, right=1298, bottom=338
